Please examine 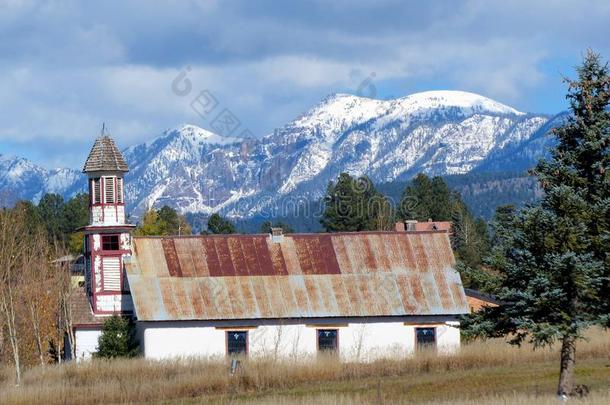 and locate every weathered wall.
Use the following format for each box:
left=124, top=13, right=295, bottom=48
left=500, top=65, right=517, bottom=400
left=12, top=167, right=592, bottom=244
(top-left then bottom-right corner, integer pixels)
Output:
left=90, top=232, right=132, bottom=312
left=90, top=205, right=126, bottom=226
left=139, top=319, right=460, bottom=360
